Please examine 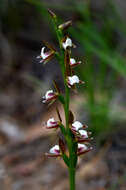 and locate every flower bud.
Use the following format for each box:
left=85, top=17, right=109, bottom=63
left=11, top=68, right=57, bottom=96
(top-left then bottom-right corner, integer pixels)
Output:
left=58, top=20, right=72, bottom=30
left=48, top=9, right=56, bottom=19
